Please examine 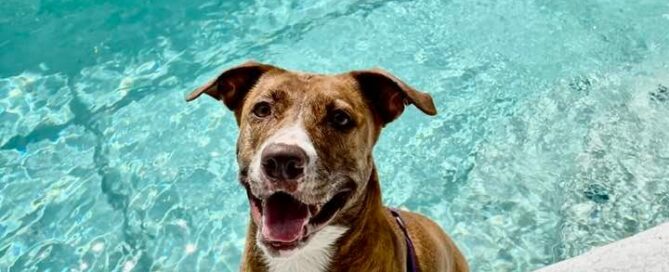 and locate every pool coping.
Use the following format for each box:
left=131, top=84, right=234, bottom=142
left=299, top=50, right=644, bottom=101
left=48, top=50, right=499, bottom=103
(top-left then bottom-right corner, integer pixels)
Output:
left=536, top=222, right=669, bottom=272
